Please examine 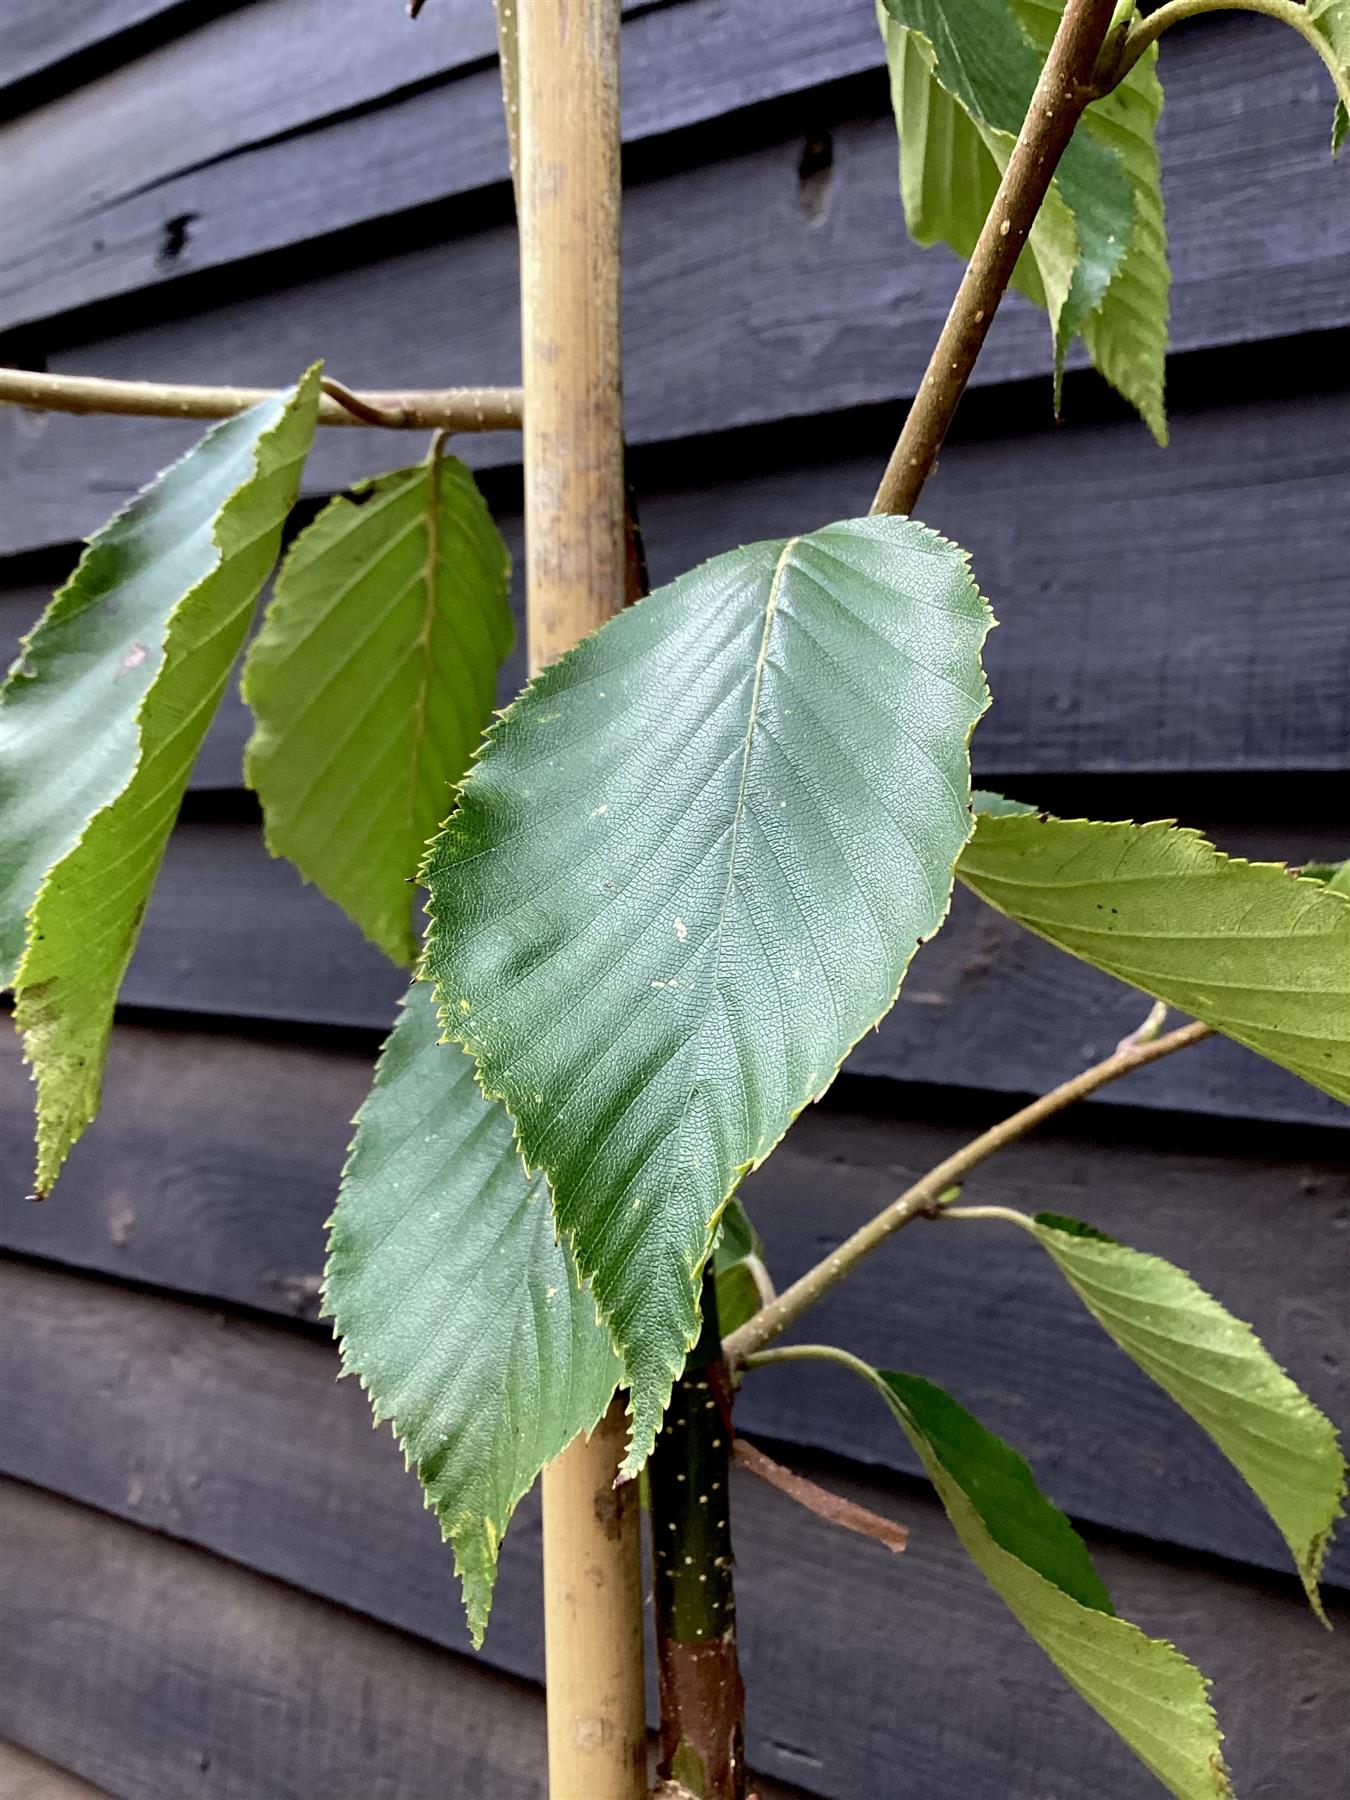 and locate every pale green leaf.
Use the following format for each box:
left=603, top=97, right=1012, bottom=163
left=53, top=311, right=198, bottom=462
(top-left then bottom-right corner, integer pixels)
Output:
left=863, top=1365, right=1232, bottom=1799
left=243, top=454, right=512, bottom=968
left=423, top=515, right=992, bottom=1469
left=960, top=805, right=1350, bottom=1105
left=714, top=1197, right=770, bottom=1337
left=878, top=0, right=1169, bottom=440
left=325, top=982, right=620, bottom=1645
left=1301, top=859, right=1350, bottom=895
left=1030, top=1212, right=1346, bottom=1617
left=1307, top=0, right=1350, bottom=151
left=4, top=371, right=321, bottom=1193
